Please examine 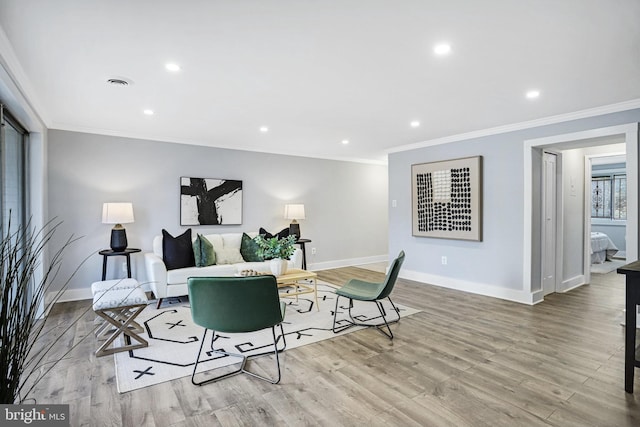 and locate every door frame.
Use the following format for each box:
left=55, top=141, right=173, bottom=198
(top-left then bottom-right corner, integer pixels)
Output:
left=541, top=151, right=562, bottom=295
left=524, top=123, right=638, bottom=304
